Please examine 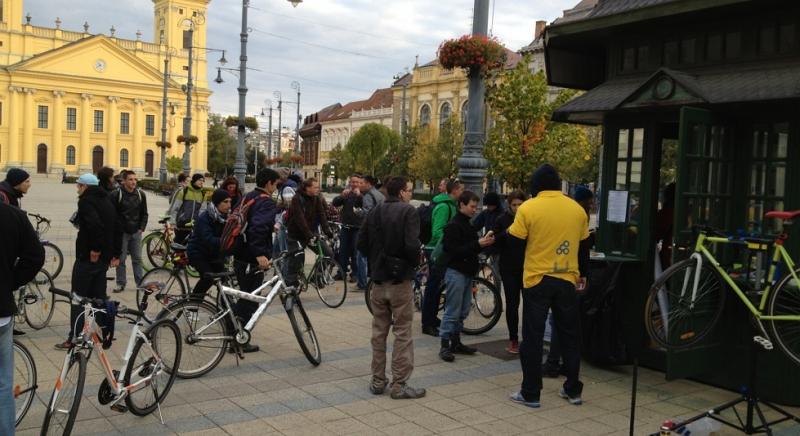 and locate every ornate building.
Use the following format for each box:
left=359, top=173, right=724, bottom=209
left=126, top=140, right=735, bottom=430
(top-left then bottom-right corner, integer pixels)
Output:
left=0, top=0, right=212, bottom=176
